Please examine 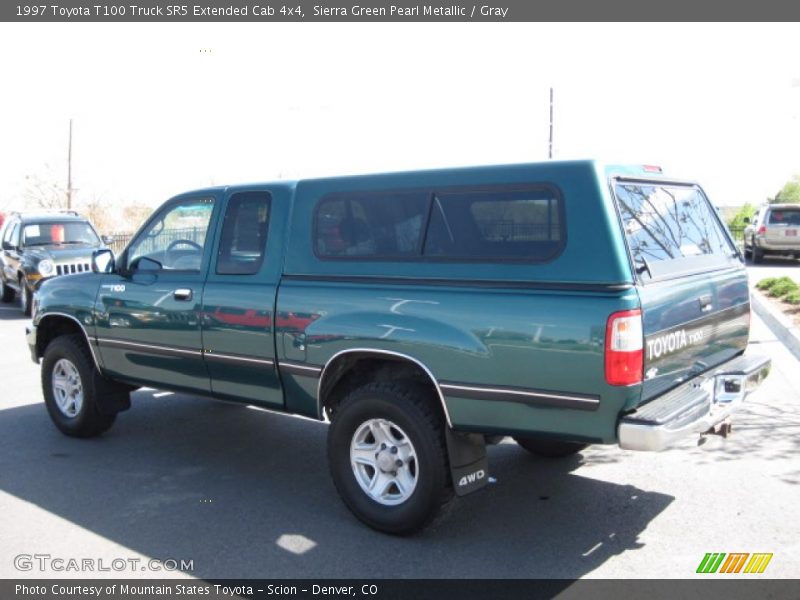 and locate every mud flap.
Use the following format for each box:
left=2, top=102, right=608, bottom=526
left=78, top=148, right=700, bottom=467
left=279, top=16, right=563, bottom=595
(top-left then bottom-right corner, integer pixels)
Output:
left=445, top=428, right=489, bottom=497
left=92, top=372, right=132, bottom=416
